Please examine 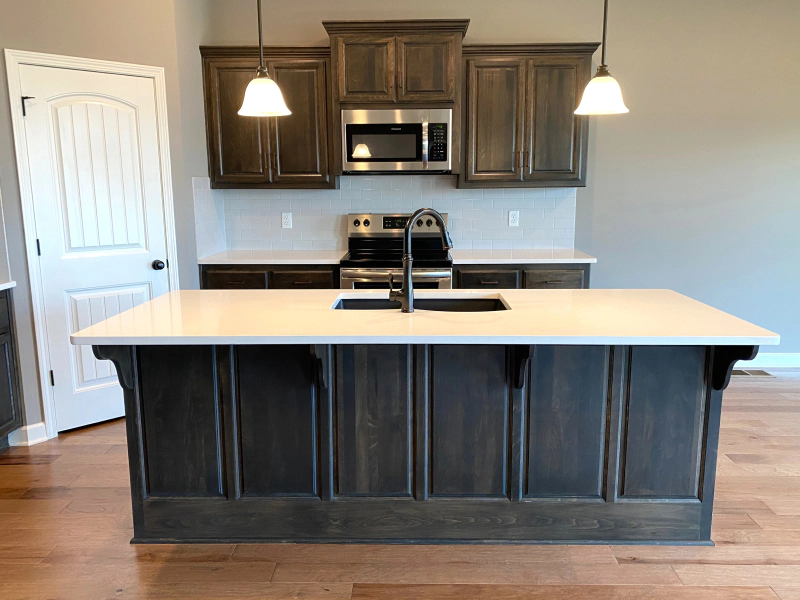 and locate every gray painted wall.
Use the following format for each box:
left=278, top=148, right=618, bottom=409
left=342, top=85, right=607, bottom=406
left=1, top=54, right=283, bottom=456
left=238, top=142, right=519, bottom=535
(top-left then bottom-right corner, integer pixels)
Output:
left=0, top=0, right=210, bottom=424
left=0, top=0, right=796, bottom=427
